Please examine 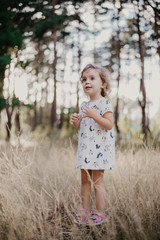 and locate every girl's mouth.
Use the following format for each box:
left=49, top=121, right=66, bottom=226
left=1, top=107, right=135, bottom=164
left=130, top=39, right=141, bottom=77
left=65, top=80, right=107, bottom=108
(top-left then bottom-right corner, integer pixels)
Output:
left=85, top=86, right=92, bottom=89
